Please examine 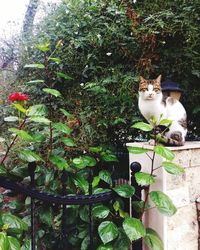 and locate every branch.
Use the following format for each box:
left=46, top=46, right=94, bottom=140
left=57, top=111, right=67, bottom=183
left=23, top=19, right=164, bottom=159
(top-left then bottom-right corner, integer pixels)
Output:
left=1, top=117, right=27, bottom=165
